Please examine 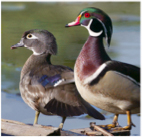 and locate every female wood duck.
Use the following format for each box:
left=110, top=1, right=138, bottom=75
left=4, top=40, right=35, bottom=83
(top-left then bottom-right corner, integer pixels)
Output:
left=66, top=7, right=140, bottom=130
left=11, top=29, right=105, bottom=130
